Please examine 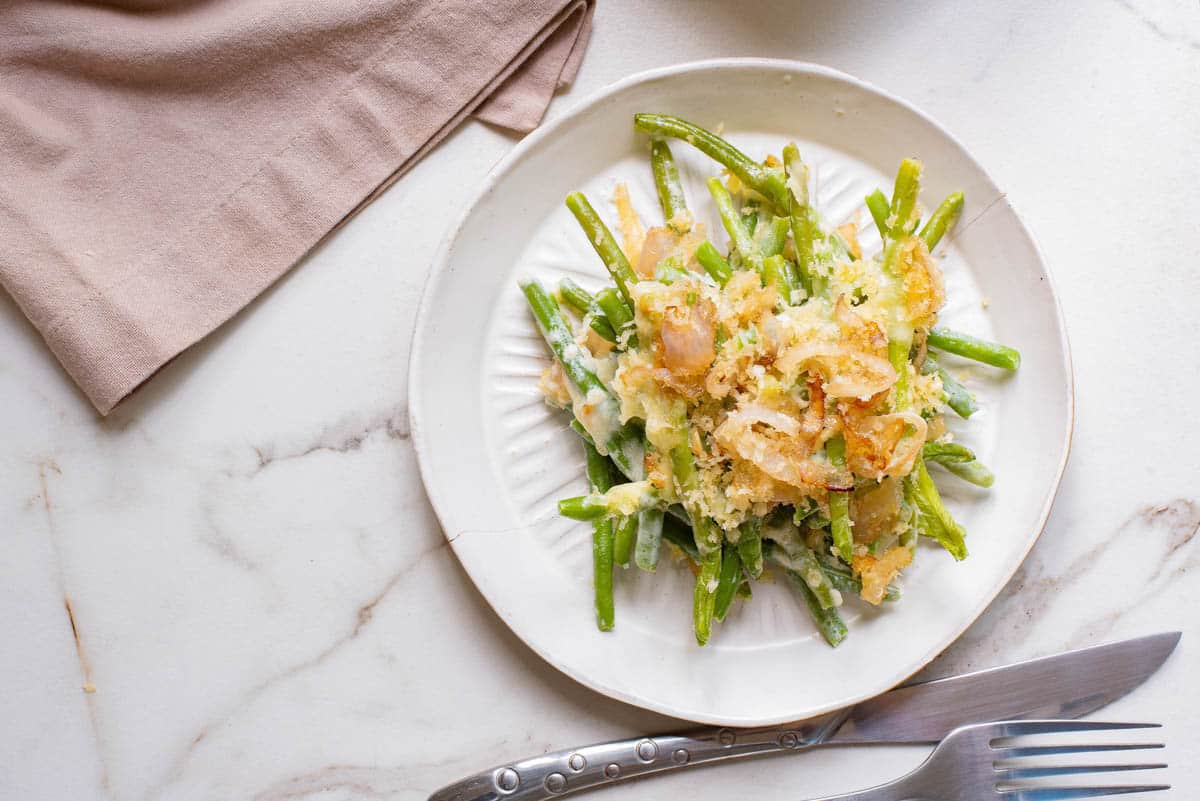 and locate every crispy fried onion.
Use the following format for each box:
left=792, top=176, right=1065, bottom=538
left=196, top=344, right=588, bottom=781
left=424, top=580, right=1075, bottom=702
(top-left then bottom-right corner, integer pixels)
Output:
left=660, top=298, right=716, bottom=375
left=635, top=224, right=708, bottom=278
left=852, top=546, right=912, bottom=605
left=651, top=367, right=705, bottom=401
left=776, top=299, right=895, bottom=400
left=841, top=409, right=927, bottom=479
left=777, top=345, right=895, bottom=400
left=850, top=476, right=903, bottom=544
left=837, top=221, right=863, bottom=260
left=800, top=375, right=837, bottom=444
left=895, top=237, right=946, bottom=328
left=725, top=459, right=816, bottom=509
left=714, top=402, right=852, bottom=491
left=613, top=182, right=646, bottom=265
left=704, top=355, right=745, bottom=400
